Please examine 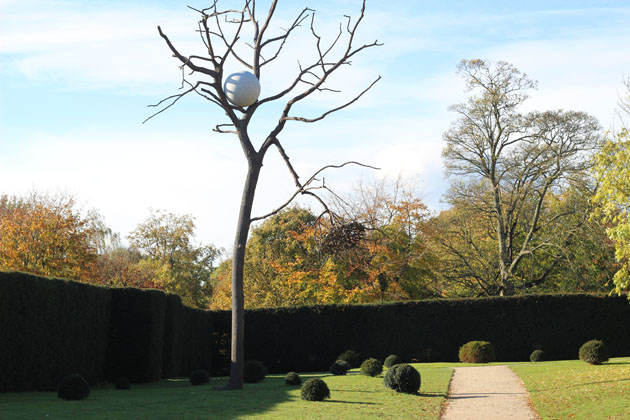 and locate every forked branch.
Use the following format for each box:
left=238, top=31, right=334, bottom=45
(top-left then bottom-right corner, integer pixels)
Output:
left=251, top=160, right=380, bottom=222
